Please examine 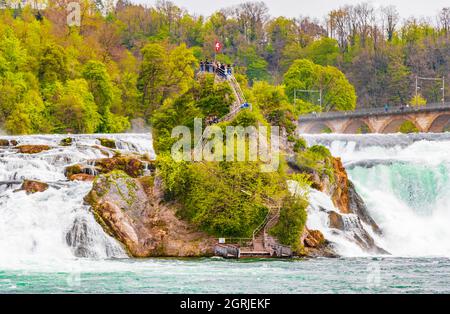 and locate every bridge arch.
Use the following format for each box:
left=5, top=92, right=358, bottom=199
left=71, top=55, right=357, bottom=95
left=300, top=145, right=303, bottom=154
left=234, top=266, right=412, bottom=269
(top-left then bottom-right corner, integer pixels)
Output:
left=381, top=117, right=422, bottom=134
left=342, top=119, right=373, bottom=134
left=427, top=114, right=450, bottom=133
left=305, top=122, right=335, bottom=134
